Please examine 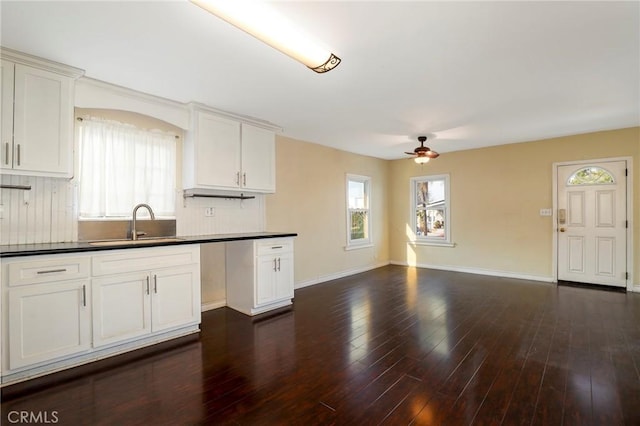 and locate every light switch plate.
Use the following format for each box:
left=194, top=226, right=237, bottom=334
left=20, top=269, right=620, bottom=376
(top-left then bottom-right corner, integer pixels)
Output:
left=205, top=207, right=215, bottom=217
left=539, top=208, right=552, bottom=217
